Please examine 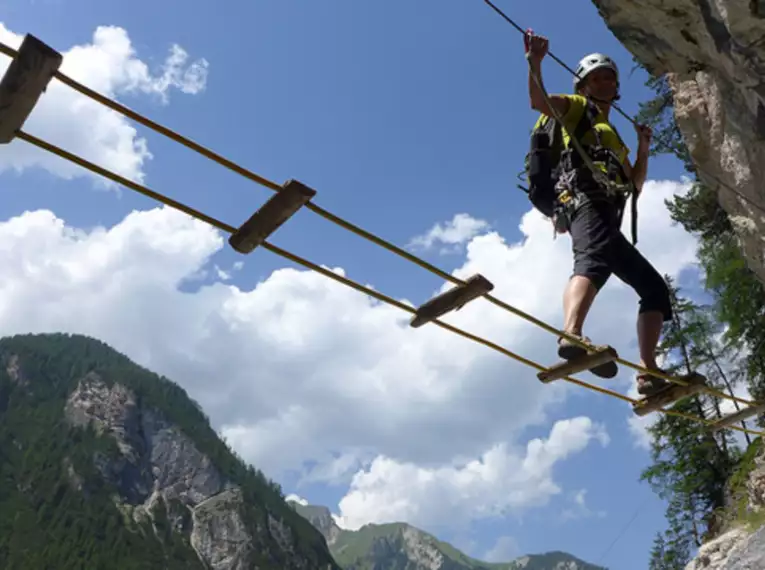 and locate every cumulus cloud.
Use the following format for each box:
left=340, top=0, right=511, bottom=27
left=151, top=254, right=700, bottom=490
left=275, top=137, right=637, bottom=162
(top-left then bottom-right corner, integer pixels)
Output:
left=0, top=22, right=208, bottom=185
left=0, top=176, right=698, bottom=531
left=285, top=494, right=309, bottom=506
left=333, top=416, right=610, bottom=531
left=408, top=213, right=490, bottom=253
